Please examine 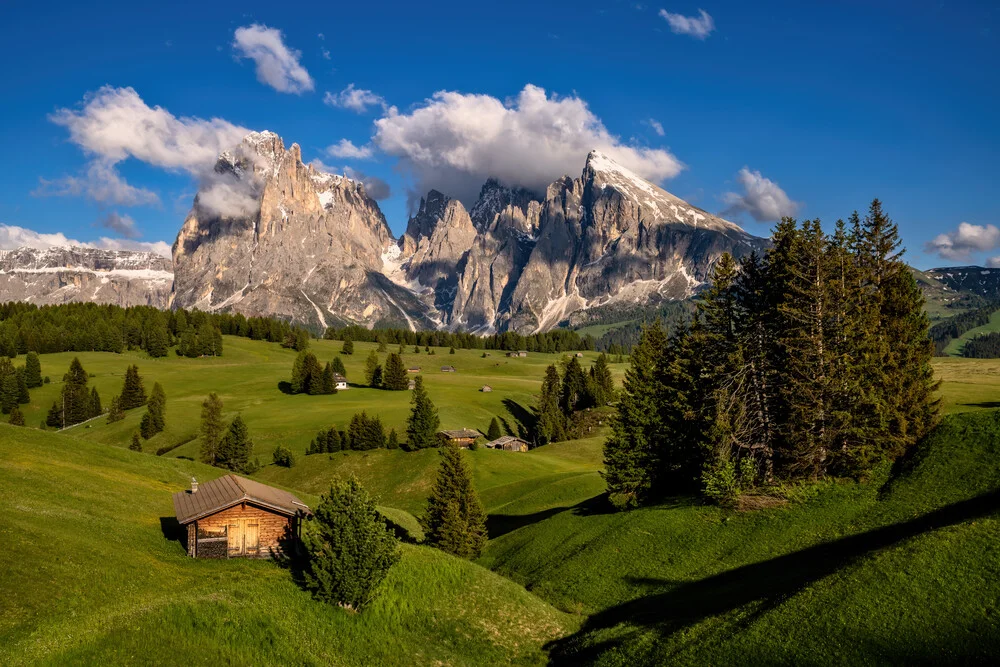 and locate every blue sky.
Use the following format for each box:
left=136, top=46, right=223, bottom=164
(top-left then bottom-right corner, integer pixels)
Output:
left=0, top=0, right=996, bottom=268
